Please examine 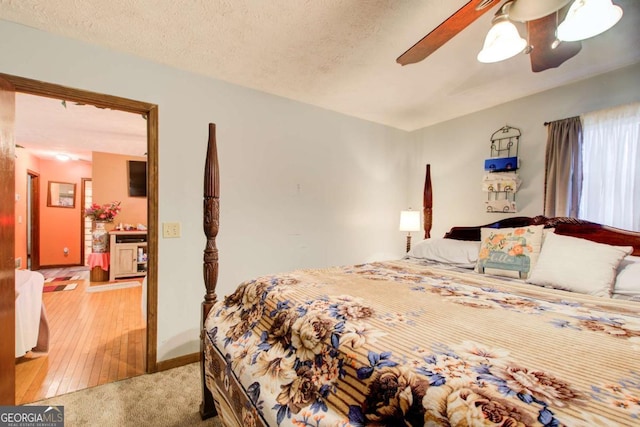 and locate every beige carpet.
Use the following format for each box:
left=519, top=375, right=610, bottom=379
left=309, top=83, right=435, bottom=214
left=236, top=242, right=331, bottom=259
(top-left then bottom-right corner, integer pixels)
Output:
left=28, top=363, right=223, bottom=427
